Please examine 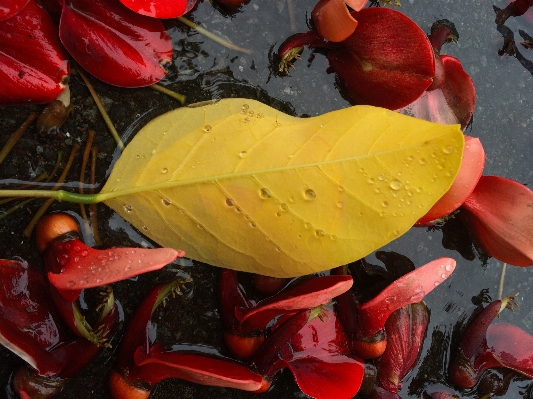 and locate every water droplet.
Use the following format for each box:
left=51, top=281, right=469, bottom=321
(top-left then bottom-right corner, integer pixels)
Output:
left=304, top=222, right=313, bottom=229
left=73, top=257, right=80, bottom=263
left=225, top=198, right=234, bottom=207
left=280, top=203, right=288, bottom=211
left=197, top=224, right=204, bottom=229
left=250, top=221, right=257, bottom=227
left=434, top=281, right=440, bottom=287
left=315, top=229, right=325, bottom=237
left=136, top=155, right=140, bottom=159
left=124, top=204, right=133, bottom=212
left=408, top=155, right=414, bottom=161
left=80, top=280, right=88, bottom=286
left=382, top=201, right=389, bottom=207
left=239, top=150, right=247, bottom=158
left=275, top=246, right=281, bottom=252
left=235, top=206, right=242, bottom=213
left=442, top=145, right=453, bottom=154
left=378, top=174, right=385, bottom=181
left=260, top=188, right=272, bottom=198
left=374, top=188, right=381, bottom=194
left=81, top=250, right=88, bottom=257
left=162, top=198, right=172, bottom=206
left=385, top=296, right=396, bottom=303
left=368, top=178, right=375, bottom=184
left=289, top=196, right=296, bottom=203
left=203, top=125, right=212, bottom=132
left=276, top=212, right=282, bottom=217
left=67, top=281, right=76, bottom=288
left=445, top=264, right=452, bottom=271
left=96, top=278, right=103, bottom=284
left=441, top=273, right=448, bottom=279
left=124, top=265, right=132, bottom=272
left=304, top=188, right=316, bottom=199
left=248, top=110, right=254, bottom=116
left=337, top=201, right=343, bottom=208
left=380, top=211, right=387, bottom=217
left=419, top=158, right=427, bottom=165
left=242, top=104, right=249, bottom=111
left=390, top=179, right=402, bottom=190
left=256, top=113, right=264, bottom=118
